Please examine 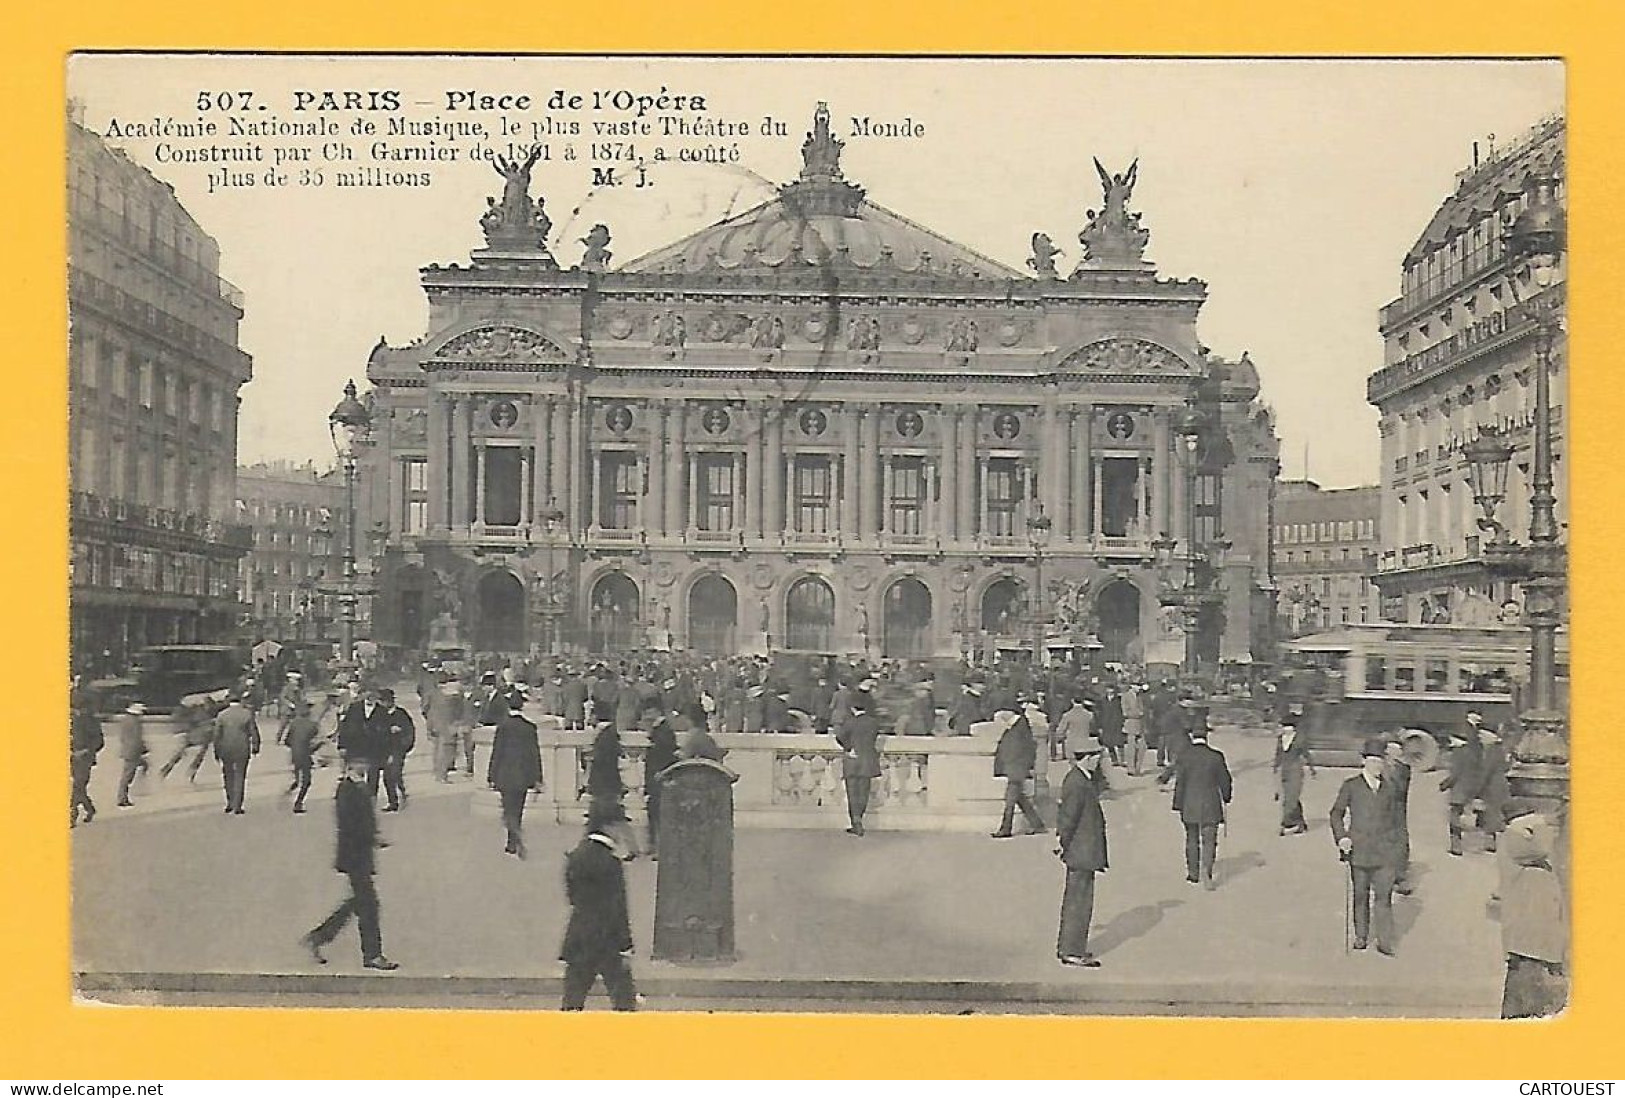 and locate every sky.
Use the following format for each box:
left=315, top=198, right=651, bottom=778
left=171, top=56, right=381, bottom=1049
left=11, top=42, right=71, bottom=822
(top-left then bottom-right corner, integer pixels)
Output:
left=68, top=55, right=1564, bottom=488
